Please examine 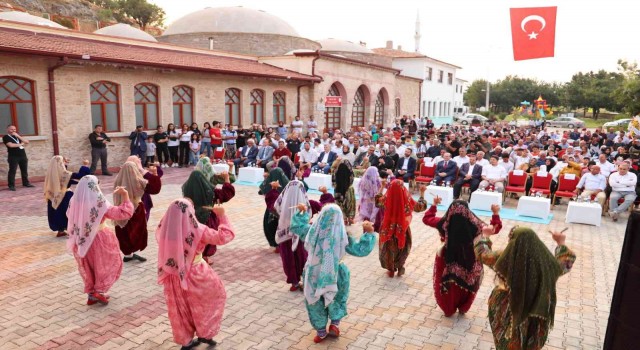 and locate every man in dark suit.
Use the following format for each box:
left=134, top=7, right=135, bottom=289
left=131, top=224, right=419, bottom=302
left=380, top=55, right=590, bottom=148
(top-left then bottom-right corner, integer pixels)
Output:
left=255, top=138, right=274, bottom=169
left=129, top=125, right=147, bottom=159
left=312, top=143, right=337, bottom=174
left=434, top=152, right=458, bottom=185
left=453, top=152, right=483, bottom=199
left=233, top=138, right=258, bottom=170
left=395, top=148, right=417, bottom=182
